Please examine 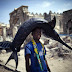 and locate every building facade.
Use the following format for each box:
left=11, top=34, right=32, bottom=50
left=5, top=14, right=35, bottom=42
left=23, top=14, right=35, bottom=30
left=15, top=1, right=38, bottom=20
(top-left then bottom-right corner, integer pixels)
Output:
left=62, top=9, right=72, bottom=34
left=10, top=5, right=65, bottom=37
left=44, top=11, right=63, bottom=34
left=0, top=23, right=11, bottom=41
left=0, top=5, right=72, bottom=42
left=0, top=23, right=7, bottom=41
left=9, top=6, right=44, bottom=37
